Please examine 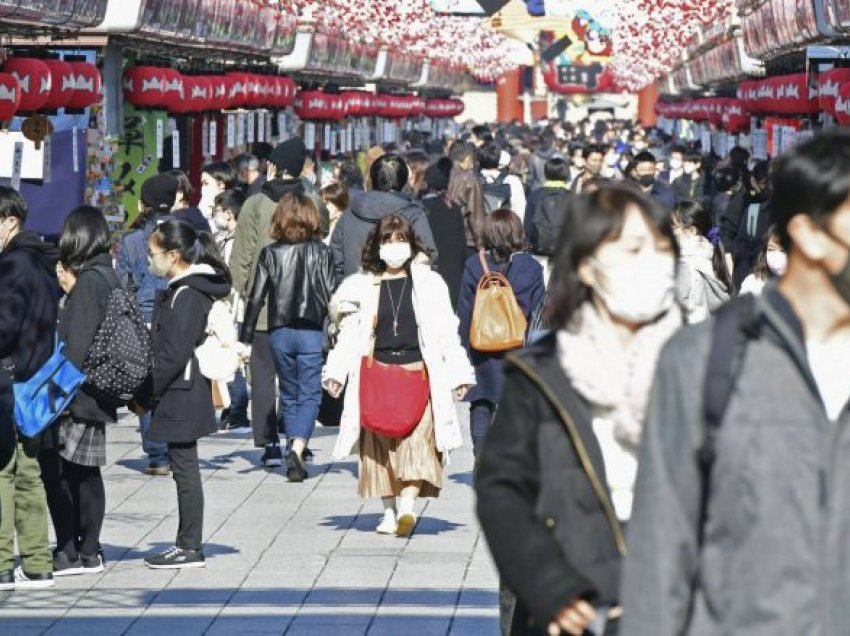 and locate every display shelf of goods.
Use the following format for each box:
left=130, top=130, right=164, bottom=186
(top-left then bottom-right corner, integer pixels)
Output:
left=0, top=73, right=21, bottom=121
left=271, top=10, right=297, bottom=57
left=824, top=0, right=850, bottom=34
left=0, top=0, right=108, bottom=28
left=2, top=58, right=51, bottom=113
left=351, top=42, right=381, bottom=79
left=741, top=0, right=820, bottom=61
